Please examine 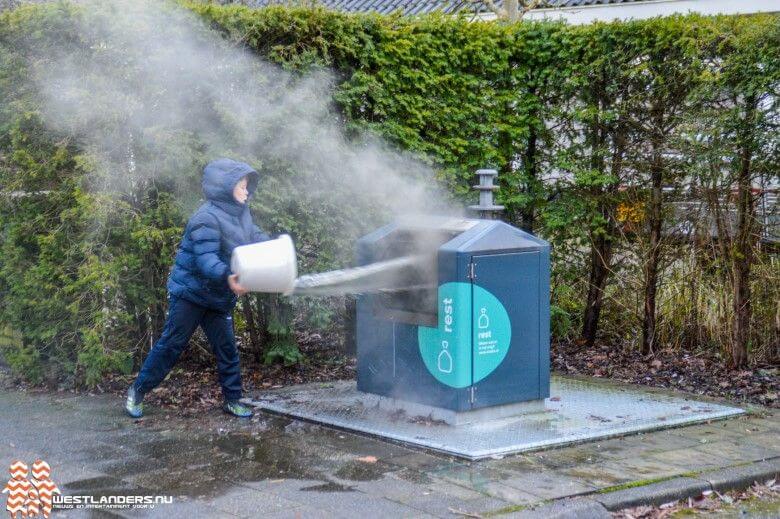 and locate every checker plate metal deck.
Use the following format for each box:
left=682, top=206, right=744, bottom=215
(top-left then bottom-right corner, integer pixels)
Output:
left=248, top=377, right=745, bottom=460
